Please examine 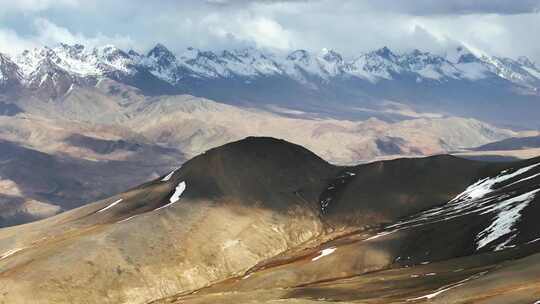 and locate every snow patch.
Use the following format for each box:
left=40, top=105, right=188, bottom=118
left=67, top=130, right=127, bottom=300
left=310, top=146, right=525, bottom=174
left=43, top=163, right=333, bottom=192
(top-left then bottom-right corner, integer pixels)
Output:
left=451, top=162, right=540, bottom=203
left=407, top=284, right=459, bottom=301
left=312, top=247, right=336, bottom=261
left=476, top=189, right=540, bottom=250
left=161, top=168, right=179, bottom=181
left=155, top=181, right=186, bottom=211
left=97, top=199, right=123, bottom=213
left=118, top=215, right=138, bottom=223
